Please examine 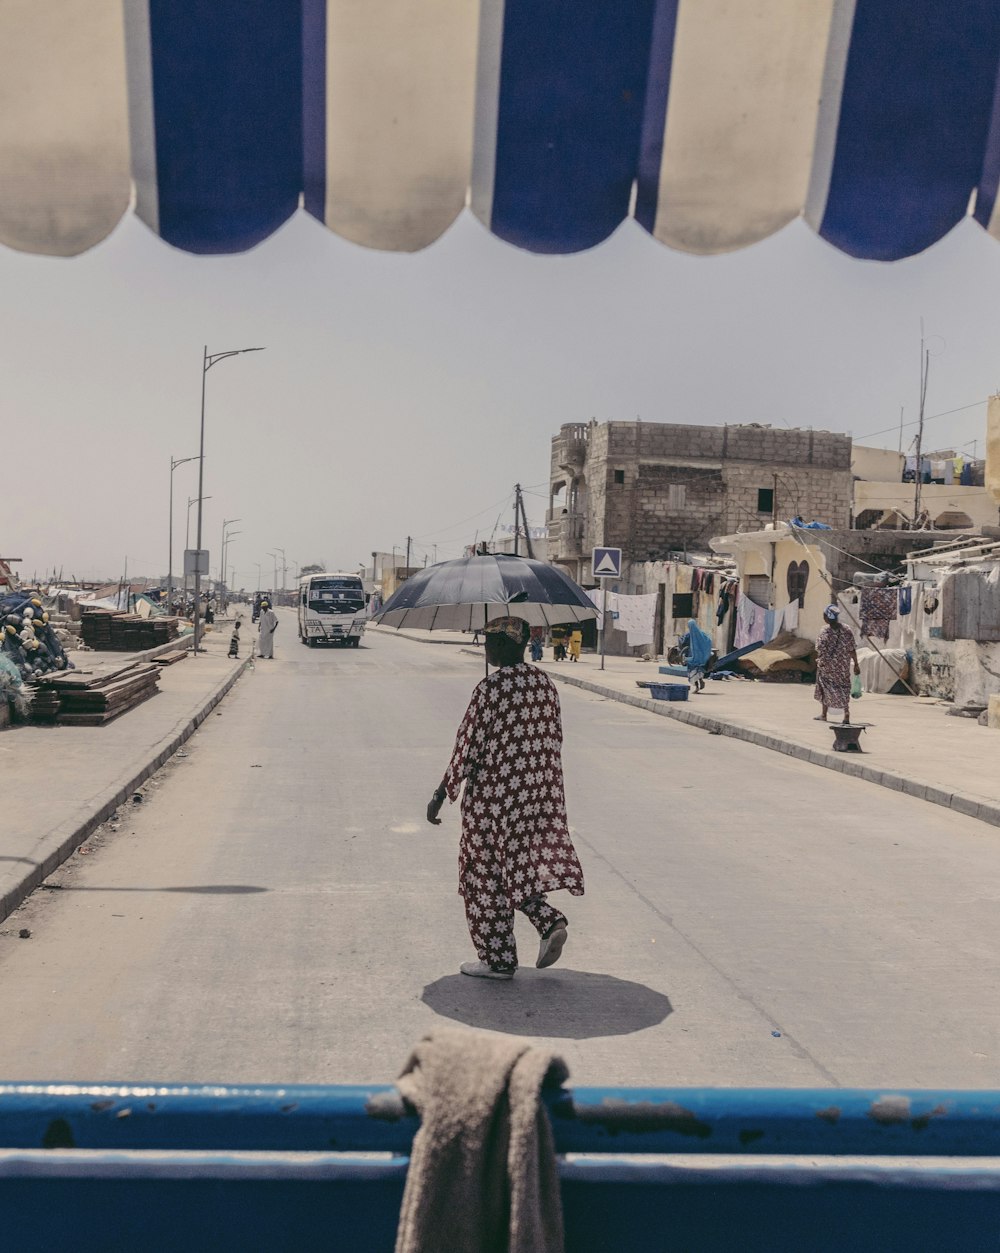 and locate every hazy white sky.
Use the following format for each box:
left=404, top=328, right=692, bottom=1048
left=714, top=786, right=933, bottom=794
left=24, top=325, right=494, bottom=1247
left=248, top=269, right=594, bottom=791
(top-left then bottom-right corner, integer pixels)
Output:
left=4, top=206, right=1000, bottom=588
